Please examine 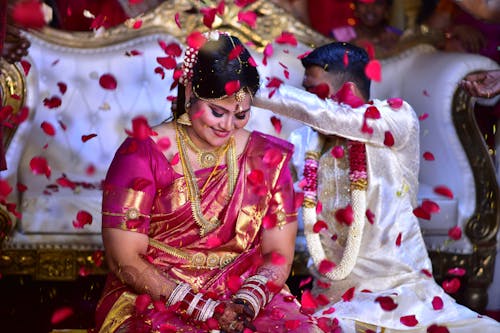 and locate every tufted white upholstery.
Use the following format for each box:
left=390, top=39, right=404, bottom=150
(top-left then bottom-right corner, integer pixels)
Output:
left=3, top=32, right=178, bottom=249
